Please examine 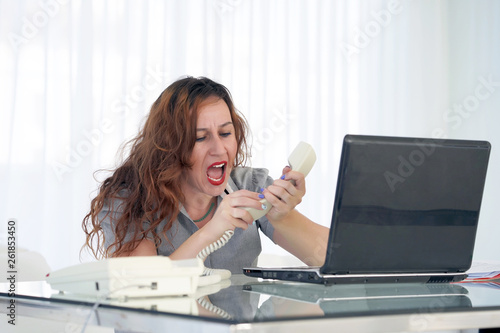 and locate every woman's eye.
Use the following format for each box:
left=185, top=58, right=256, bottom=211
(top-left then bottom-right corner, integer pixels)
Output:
left=220, top=132, right=232, bottom=137
left=195, top=137, right=206, bottom=142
